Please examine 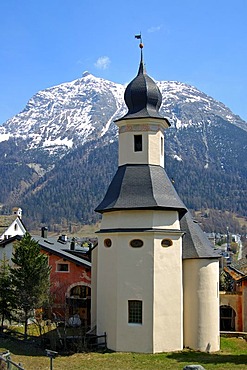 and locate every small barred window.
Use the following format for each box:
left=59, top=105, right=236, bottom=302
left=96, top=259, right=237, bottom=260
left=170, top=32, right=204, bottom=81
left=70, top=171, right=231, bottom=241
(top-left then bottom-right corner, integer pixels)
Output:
left=128, top=300, right=142, bottom=324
